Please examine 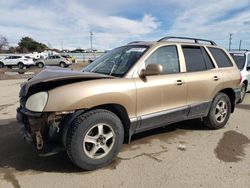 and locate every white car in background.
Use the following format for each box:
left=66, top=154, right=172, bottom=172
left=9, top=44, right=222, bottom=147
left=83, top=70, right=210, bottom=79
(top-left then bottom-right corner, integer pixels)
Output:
left=0, top=55, right=34, bottom=69
left=230, top=50, right=250, bottom=103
